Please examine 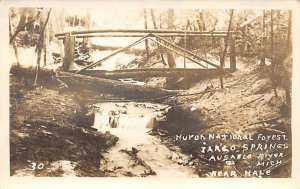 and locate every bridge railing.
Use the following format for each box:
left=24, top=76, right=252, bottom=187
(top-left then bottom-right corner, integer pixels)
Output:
left=55, top=29, right=237, bottom=72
